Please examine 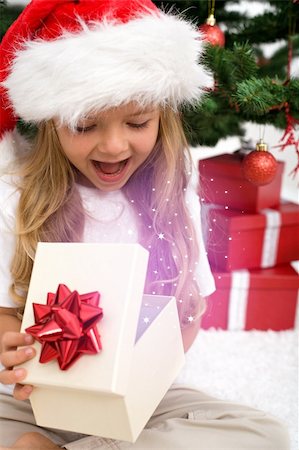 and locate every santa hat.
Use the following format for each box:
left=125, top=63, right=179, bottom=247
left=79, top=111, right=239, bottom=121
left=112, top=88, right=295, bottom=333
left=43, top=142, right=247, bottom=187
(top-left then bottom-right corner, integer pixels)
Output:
left=0, top=0, right=212, bottom=147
